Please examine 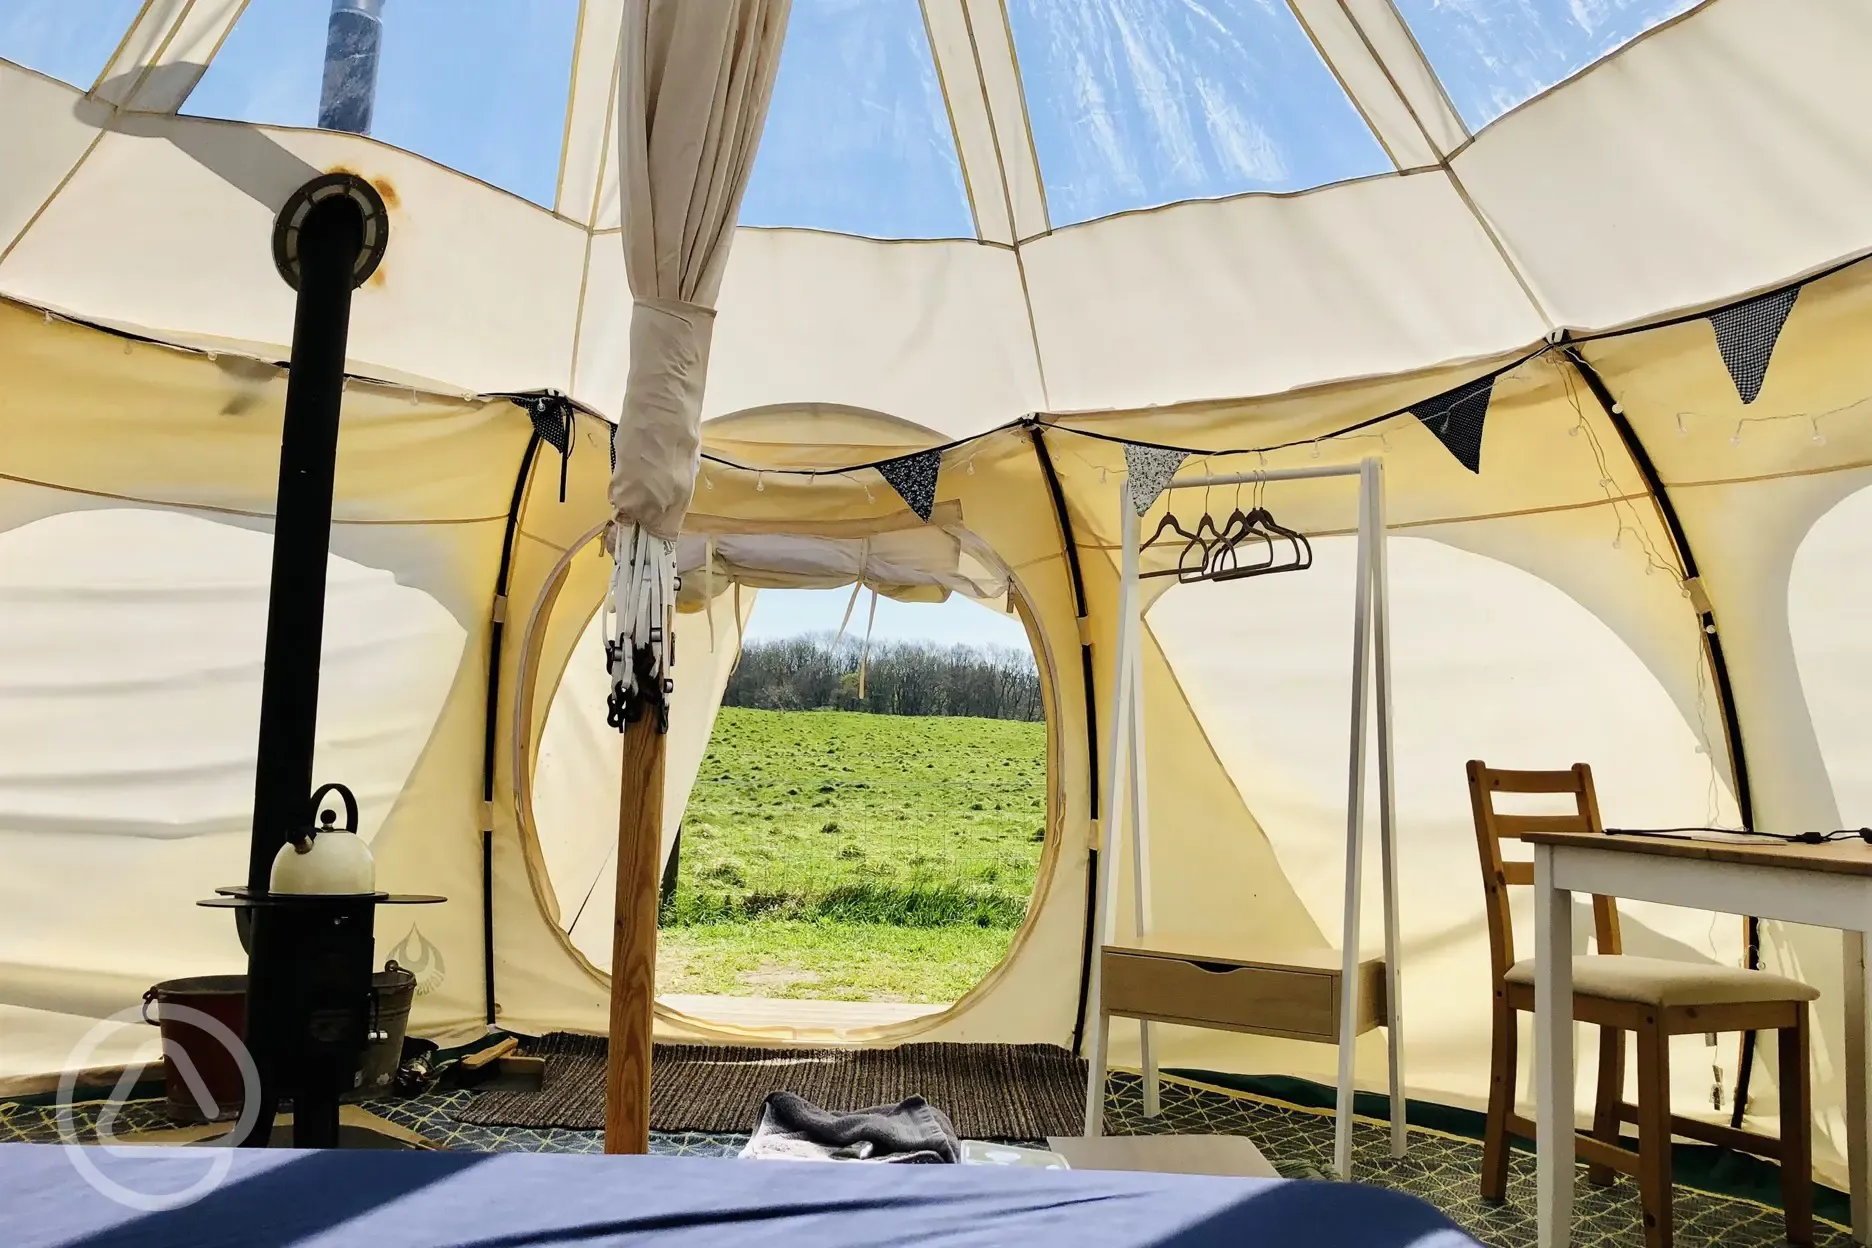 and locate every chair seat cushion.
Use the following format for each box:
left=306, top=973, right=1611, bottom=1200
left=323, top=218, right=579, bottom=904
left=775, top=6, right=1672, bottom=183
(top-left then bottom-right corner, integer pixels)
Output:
left=1504, top=955, right=1819, bottom=1008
